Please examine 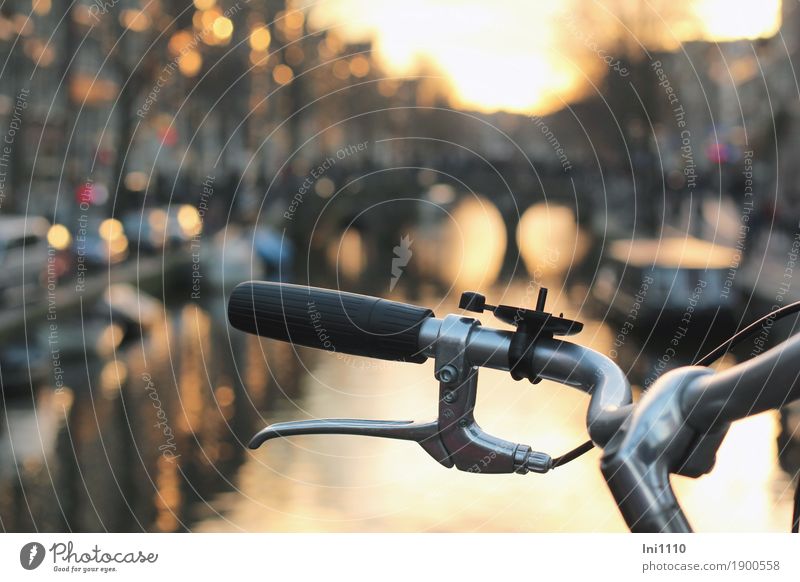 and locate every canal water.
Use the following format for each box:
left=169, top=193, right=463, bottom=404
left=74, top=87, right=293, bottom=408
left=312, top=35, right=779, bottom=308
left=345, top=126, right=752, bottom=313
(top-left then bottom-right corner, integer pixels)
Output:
left=0, top=204, right=797, bottom=532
